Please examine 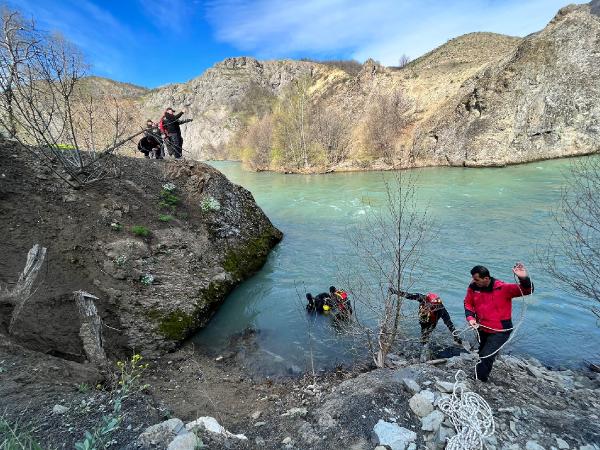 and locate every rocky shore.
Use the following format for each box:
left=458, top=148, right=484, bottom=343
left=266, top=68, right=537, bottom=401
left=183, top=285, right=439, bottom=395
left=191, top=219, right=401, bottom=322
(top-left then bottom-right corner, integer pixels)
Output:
left=1, top=335, right=598, bottom=449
